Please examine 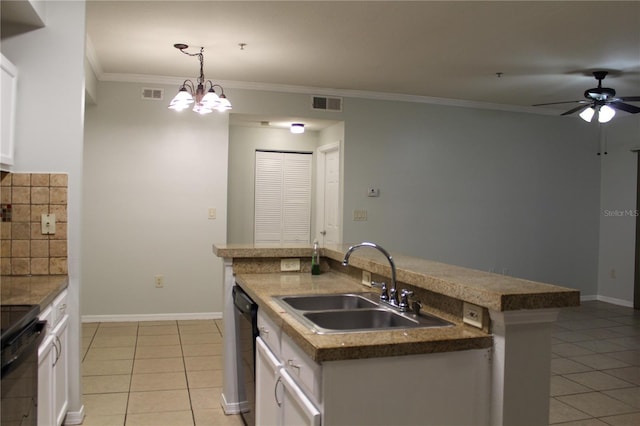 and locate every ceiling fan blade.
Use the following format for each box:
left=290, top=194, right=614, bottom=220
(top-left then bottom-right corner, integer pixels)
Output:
left=561, top=104, right=590, bottom=116
left=532, top=100, right=585, bottom=106
left=609, top=102, right=640, bottom=114
left=619, top=96, right=640, bottom=102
